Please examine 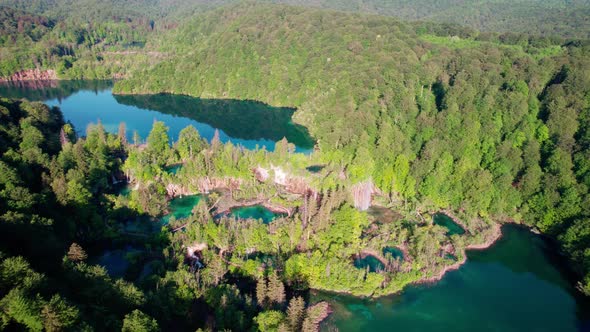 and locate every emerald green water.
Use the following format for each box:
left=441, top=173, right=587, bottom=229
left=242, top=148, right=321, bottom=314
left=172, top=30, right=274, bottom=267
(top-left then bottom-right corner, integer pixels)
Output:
left=433, top=213, right=466, bottom=235
left=166, top=164, right=182, bottom=174
left=314, top=226, right=590, bottom=331
left=229, top=205, right=282, bottom=224
left=383, top=247, right=404, bottom=261
left=354, top=255, right=385, bottom=273
left=162, top=195, right=201, bottom=224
